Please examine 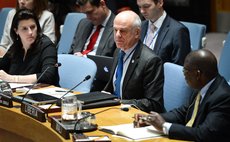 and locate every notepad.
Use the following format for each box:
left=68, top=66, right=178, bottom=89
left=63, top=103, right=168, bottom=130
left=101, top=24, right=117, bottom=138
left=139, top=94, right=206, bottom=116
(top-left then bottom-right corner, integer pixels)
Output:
left=99, top=123, right=163, bottom=140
